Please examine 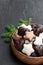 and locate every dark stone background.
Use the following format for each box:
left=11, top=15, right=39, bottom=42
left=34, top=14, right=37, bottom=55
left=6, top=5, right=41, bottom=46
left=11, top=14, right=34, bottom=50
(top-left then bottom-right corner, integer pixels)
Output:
left=0, top=0, right=43, bottom=65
